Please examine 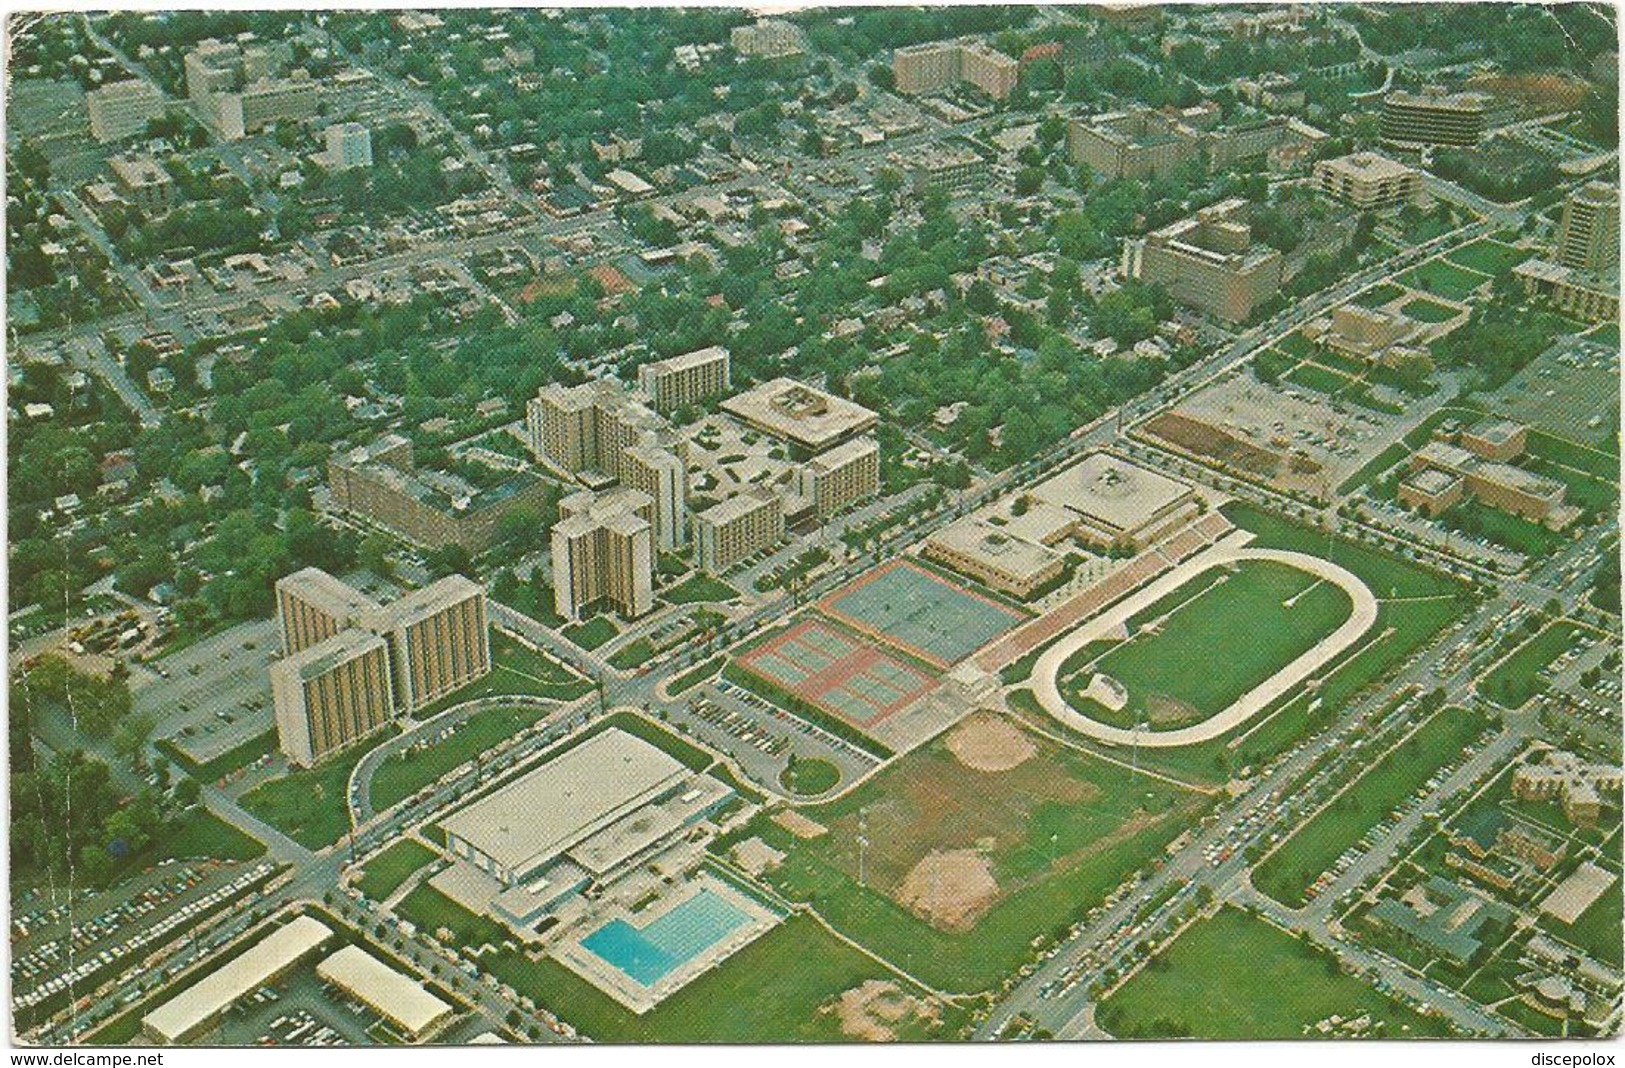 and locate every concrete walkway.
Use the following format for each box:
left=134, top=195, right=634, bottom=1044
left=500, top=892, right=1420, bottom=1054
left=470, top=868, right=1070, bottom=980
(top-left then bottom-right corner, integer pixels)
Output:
left=1030, top=538, right=1379, bottom=748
